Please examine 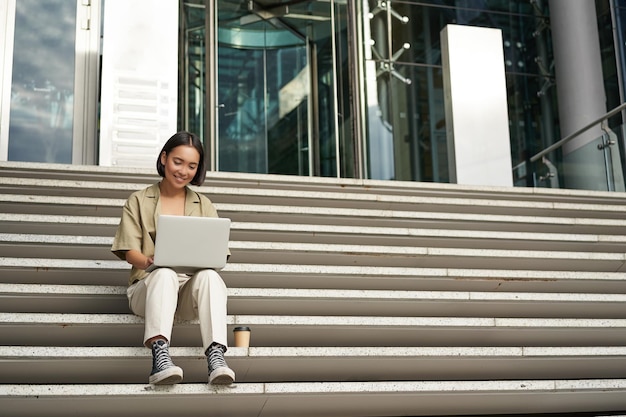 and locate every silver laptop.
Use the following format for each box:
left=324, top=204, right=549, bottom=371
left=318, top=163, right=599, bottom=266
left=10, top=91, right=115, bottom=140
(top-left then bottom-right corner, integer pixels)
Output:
left=146, top=215, right=231, bottom=274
